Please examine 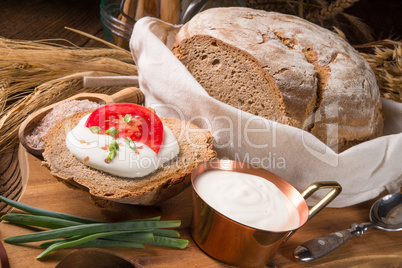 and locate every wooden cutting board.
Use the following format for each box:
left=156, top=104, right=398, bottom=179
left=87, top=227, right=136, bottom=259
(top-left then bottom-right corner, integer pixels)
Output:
left=0, top=146, right=401, bottom=268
